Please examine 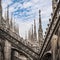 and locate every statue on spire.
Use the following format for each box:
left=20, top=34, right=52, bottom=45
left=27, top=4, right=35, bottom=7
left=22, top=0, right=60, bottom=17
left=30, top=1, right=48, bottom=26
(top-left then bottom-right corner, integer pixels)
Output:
left=0, top=0, right=2, bottom=25
left=7, top=5, right=9, bottom=20
left=6, top=5, right=10, bottom=29
left=31, top=24, right=34, bottom=42
left=38, top=10, right=43, bottom=49
left=39, top=10, right=42, bottom=29
left=34, top=19, right=37, bottom=41
left=10, top=13, right=13, bottom=30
